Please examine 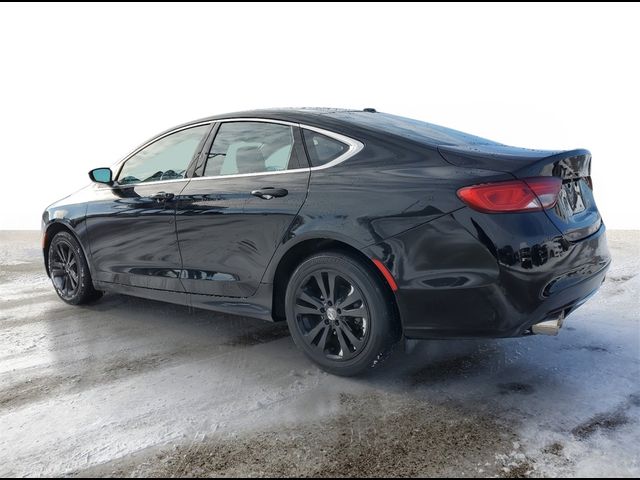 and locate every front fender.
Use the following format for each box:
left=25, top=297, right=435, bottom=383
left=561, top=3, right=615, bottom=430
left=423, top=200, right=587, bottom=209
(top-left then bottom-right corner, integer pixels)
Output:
left=42, top=192, right=91, bottom=277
